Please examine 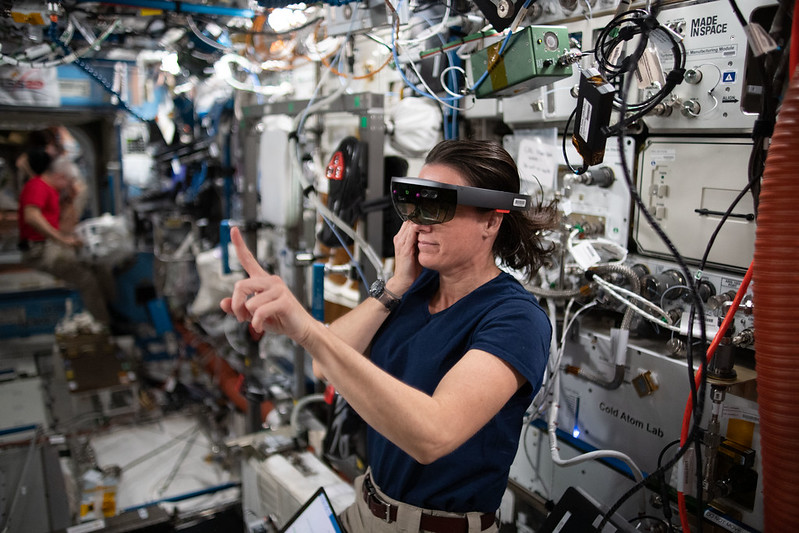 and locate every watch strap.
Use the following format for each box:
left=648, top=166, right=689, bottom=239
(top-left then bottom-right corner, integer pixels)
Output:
left=373, top=284, right=401, bottom=312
